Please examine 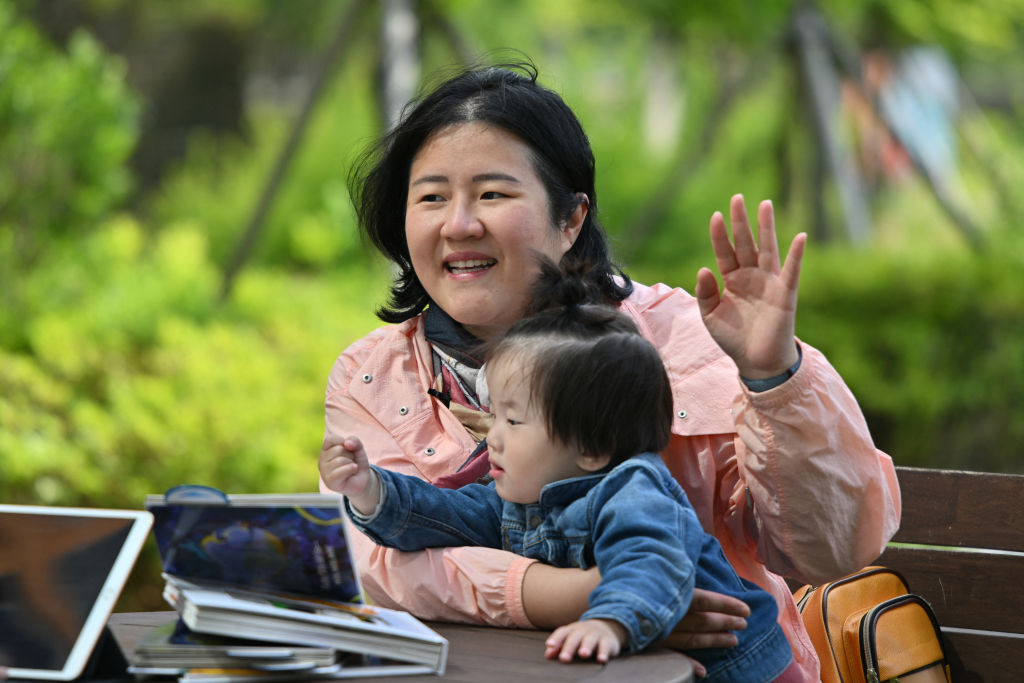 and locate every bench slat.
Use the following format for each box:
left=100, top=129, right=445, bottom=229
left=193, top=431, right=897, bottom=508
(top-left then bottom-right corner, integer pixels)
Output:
left=893, top=467, right=1024, bottom=551
left=877, top=545, right=1024, bottom=634
left=942, top=630, right=1024, bottom=683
